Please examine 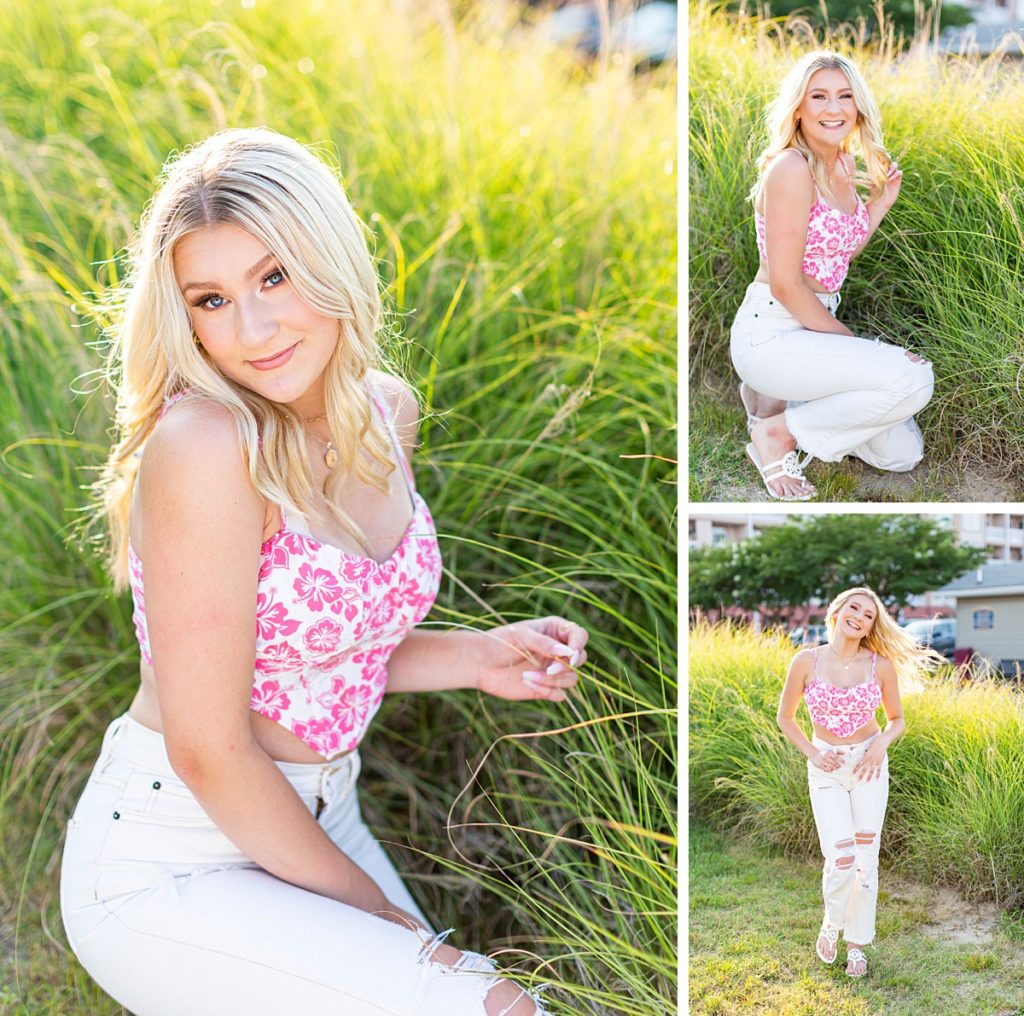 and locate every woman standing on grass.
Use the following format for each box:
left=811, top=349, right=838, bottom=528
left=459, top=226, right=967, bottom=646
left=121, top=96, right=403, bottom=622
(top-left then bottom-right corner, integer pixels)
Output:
left=777, top=587, right=939, bottom=978
left=59, top=127, right=587, bottom=1015
left=731, top=51, right=934, bottom=500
